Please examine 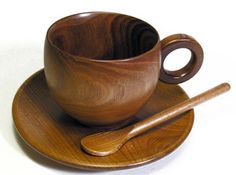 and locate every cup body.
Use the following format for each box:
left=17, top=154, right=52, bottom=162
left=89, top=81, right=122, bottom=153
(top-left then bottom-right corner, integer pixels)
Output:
left=44, top=12, right=161, bottom=127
